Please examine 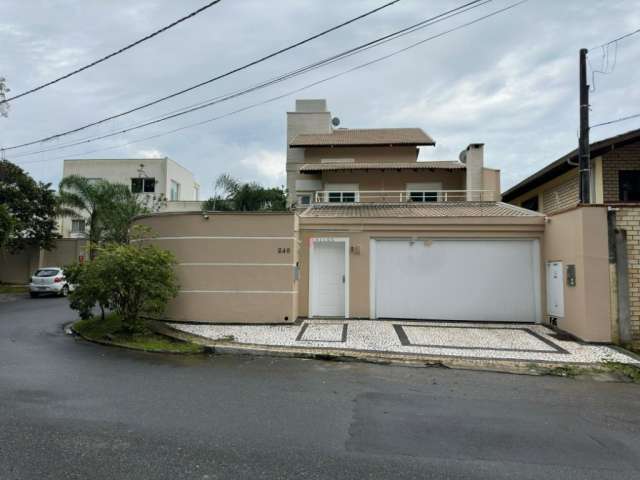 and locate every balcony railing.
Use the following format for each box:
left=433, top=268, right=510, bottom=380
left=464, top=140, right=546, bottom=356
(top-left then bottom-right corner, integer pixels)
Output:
left=312, top=190, right=499, bottom=204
